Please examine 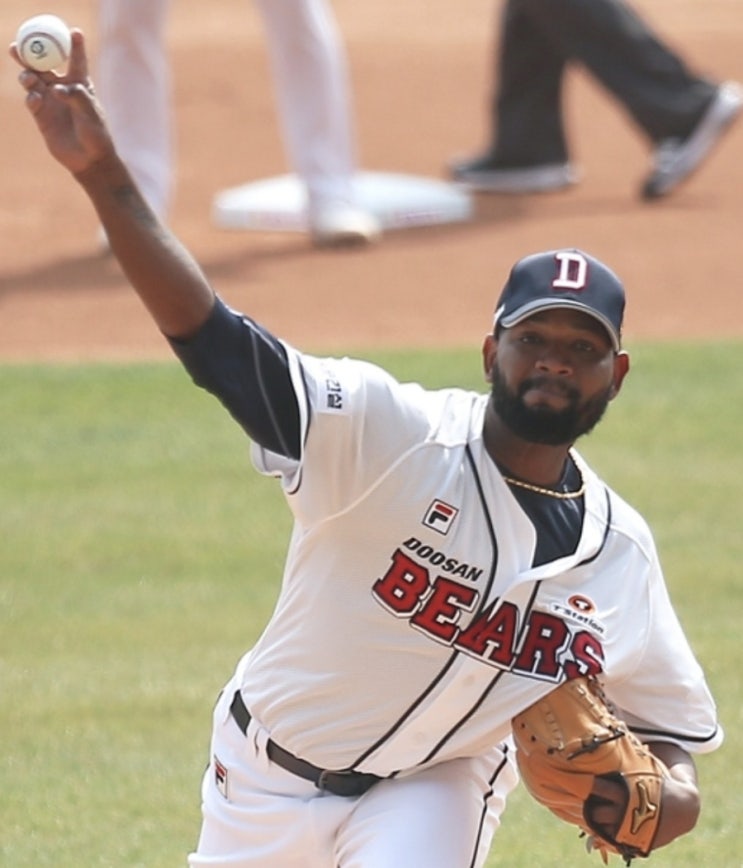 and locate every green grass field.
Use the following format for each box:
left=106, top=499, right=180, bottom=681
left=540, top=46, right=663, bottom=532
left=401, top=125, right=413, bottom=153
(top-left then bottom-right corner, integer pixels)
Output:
left=2, top=341, right=741, bottom=867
